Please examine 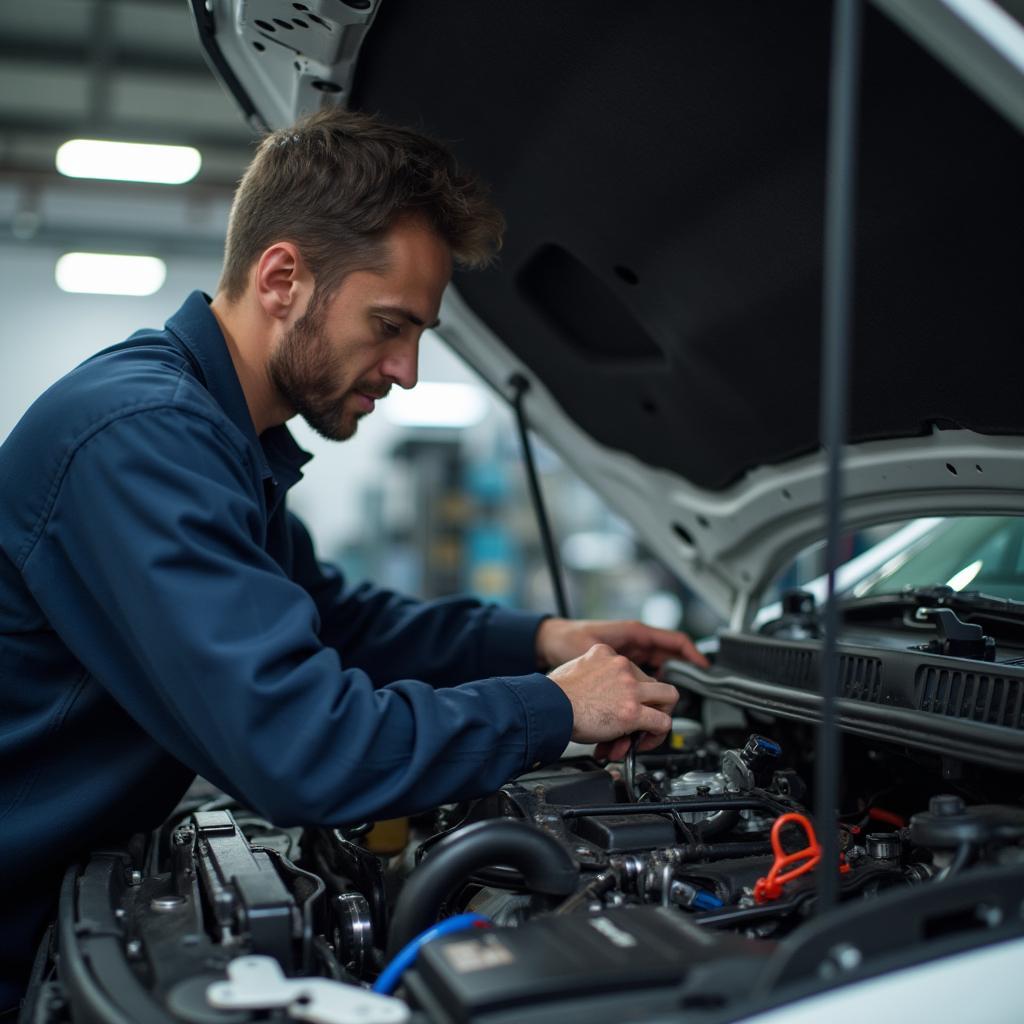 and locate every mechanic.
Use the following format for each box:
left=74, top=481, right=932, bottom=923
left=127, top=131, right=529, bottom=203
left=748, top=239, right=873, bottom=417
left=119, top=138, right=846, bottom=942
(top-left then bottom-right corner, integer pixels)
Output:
left=0, top=107, right=707, bottom=1010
